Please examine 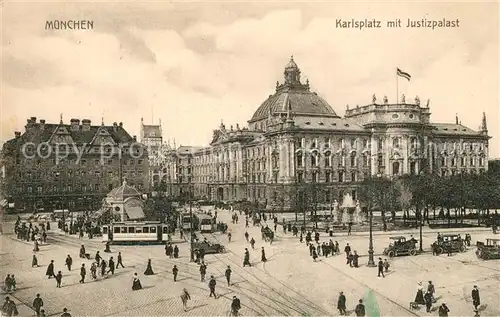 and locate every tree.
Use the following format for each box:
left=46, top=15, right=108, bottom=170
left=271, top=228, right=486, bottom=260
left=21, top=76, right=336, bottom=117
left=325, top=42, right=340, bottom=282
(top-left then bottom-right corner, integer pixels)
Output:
left=358, top=176, right=397, bottom=231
